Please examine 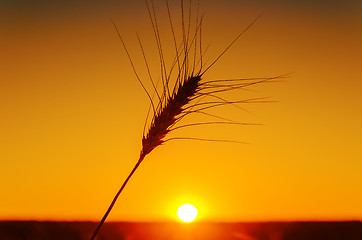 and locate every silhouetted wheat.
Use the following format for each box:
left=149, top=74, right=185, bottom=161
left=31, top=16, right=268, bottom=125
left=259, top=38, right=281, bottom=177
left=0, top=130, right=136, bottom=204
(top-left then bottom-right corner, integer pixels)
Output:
left=89, top=0, right=282, bottom=239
